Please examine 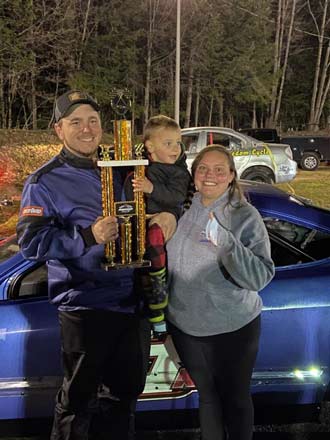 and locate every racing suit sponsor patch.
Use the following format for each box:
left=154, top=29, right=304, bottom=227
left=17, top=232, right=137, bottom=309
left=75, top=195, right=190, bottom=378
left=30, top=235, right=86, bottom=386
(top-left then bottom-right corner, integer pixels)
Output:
left=21, top=206, right=44, bottom=217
